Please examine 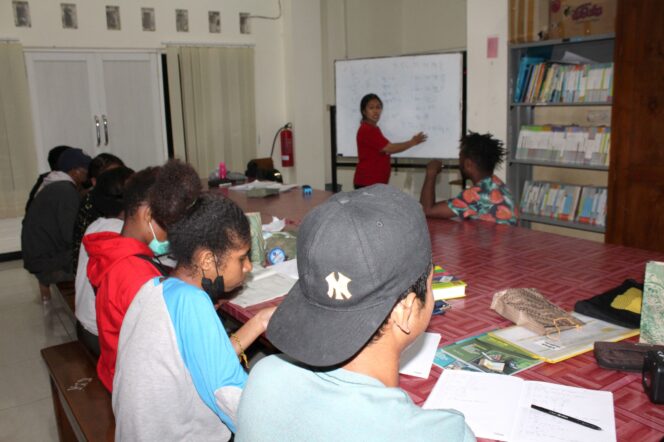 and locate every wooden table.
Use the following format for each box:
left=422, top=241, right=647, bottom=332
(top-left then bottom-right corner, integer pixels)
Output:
left=220, top=188, right=664, bottom=442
